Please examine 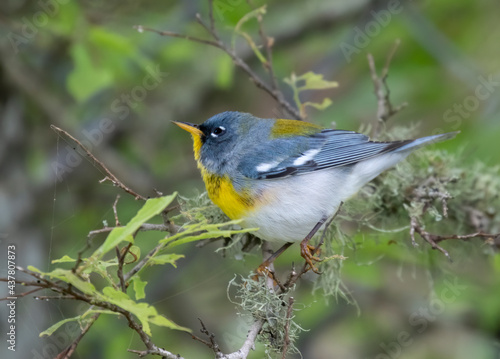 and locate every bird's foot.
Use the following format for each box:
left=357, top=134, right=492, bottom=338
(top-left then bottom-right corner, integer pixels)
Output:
left=300, top=241, right=323, bottom=274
